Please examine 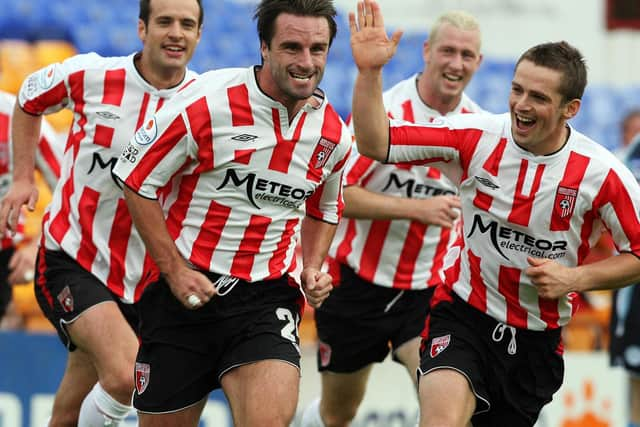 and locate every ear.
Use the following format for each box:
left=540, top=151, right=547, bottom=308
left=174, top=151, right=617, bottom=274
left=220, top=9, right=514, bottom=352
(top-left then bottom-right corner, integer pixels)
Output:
left=138, top=19, right=146, bottom=43
left=422, top=40, right=430, bottom=63
left=260, top=40, right=268, bottom=62
left=563, top=98, right=581, bottom=120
